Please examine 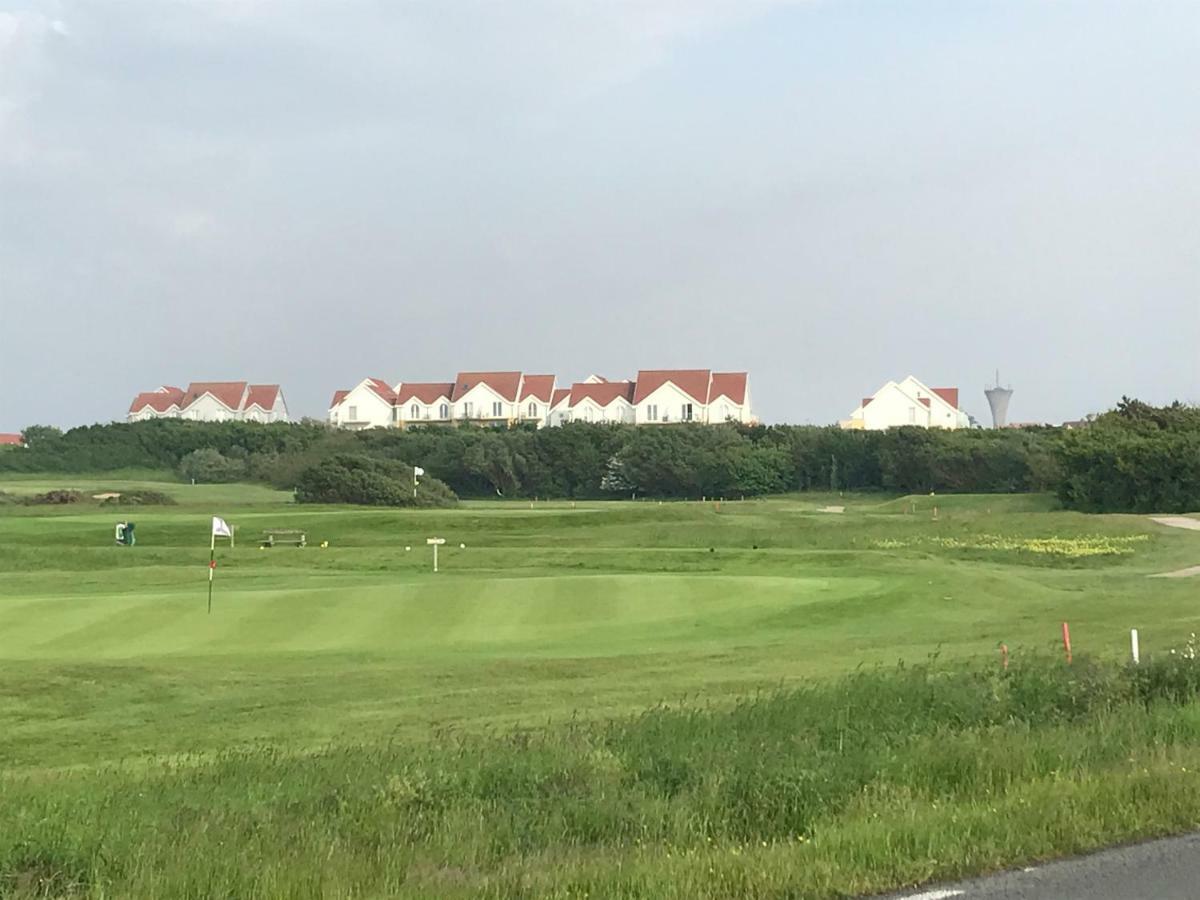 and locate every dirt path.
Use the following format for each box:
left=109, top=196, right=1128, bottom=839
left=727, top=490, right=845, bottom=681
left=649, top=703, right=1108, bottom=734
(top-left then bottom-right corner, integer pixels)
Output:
left=1149, top=516, right=1200, bottom=578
